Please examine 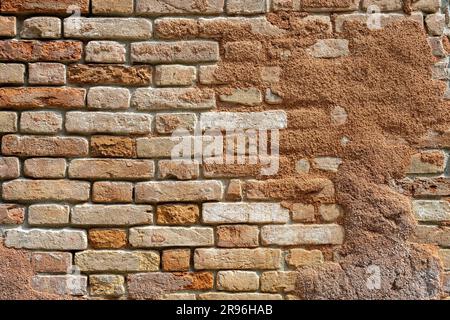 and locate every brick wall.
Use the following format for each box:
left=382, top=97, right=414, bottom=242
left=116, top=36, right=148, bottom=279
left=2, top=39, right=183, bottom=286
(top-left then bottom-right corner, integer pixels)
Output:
left=0, top=0, right=449, bottom=300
